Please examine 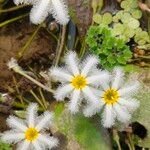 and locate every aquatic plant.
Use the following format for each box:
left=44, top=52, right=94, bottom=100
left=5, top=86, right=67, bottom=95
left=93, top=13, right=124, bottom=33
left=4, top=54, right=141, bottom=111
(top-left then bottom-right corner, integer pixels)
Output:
left=13, top=0, right=70, bottom=25
left=83, top=67, right=140, bottom=128
left=92, top=0, right=150, bottom=49
left=86, top=25, right=132, bottom=69
left=1, top=103, right=58, bottom=150
left=50, top=51, right=109, bottom=113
